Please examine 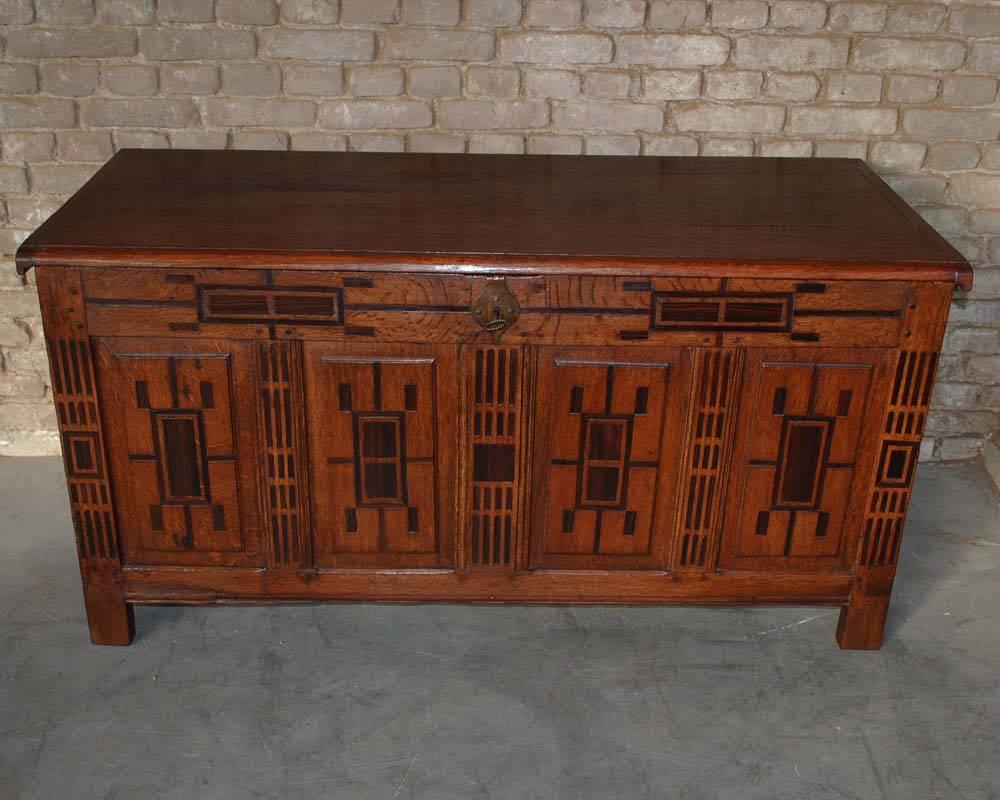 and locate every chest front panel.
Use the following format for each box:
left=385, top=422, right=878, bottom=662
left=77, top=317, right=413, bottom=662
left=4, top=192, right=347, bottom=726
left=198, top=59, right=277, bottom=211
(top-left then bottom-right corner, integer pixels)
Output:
left=68, top=268, right=951, bottom=595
